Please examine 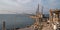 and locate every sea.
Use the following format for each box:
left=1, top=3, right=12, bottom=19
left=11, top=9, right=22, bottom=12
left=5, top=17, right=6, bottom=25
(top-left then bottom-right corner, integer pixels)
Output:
left=0, top=14, right=35, bottom=30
